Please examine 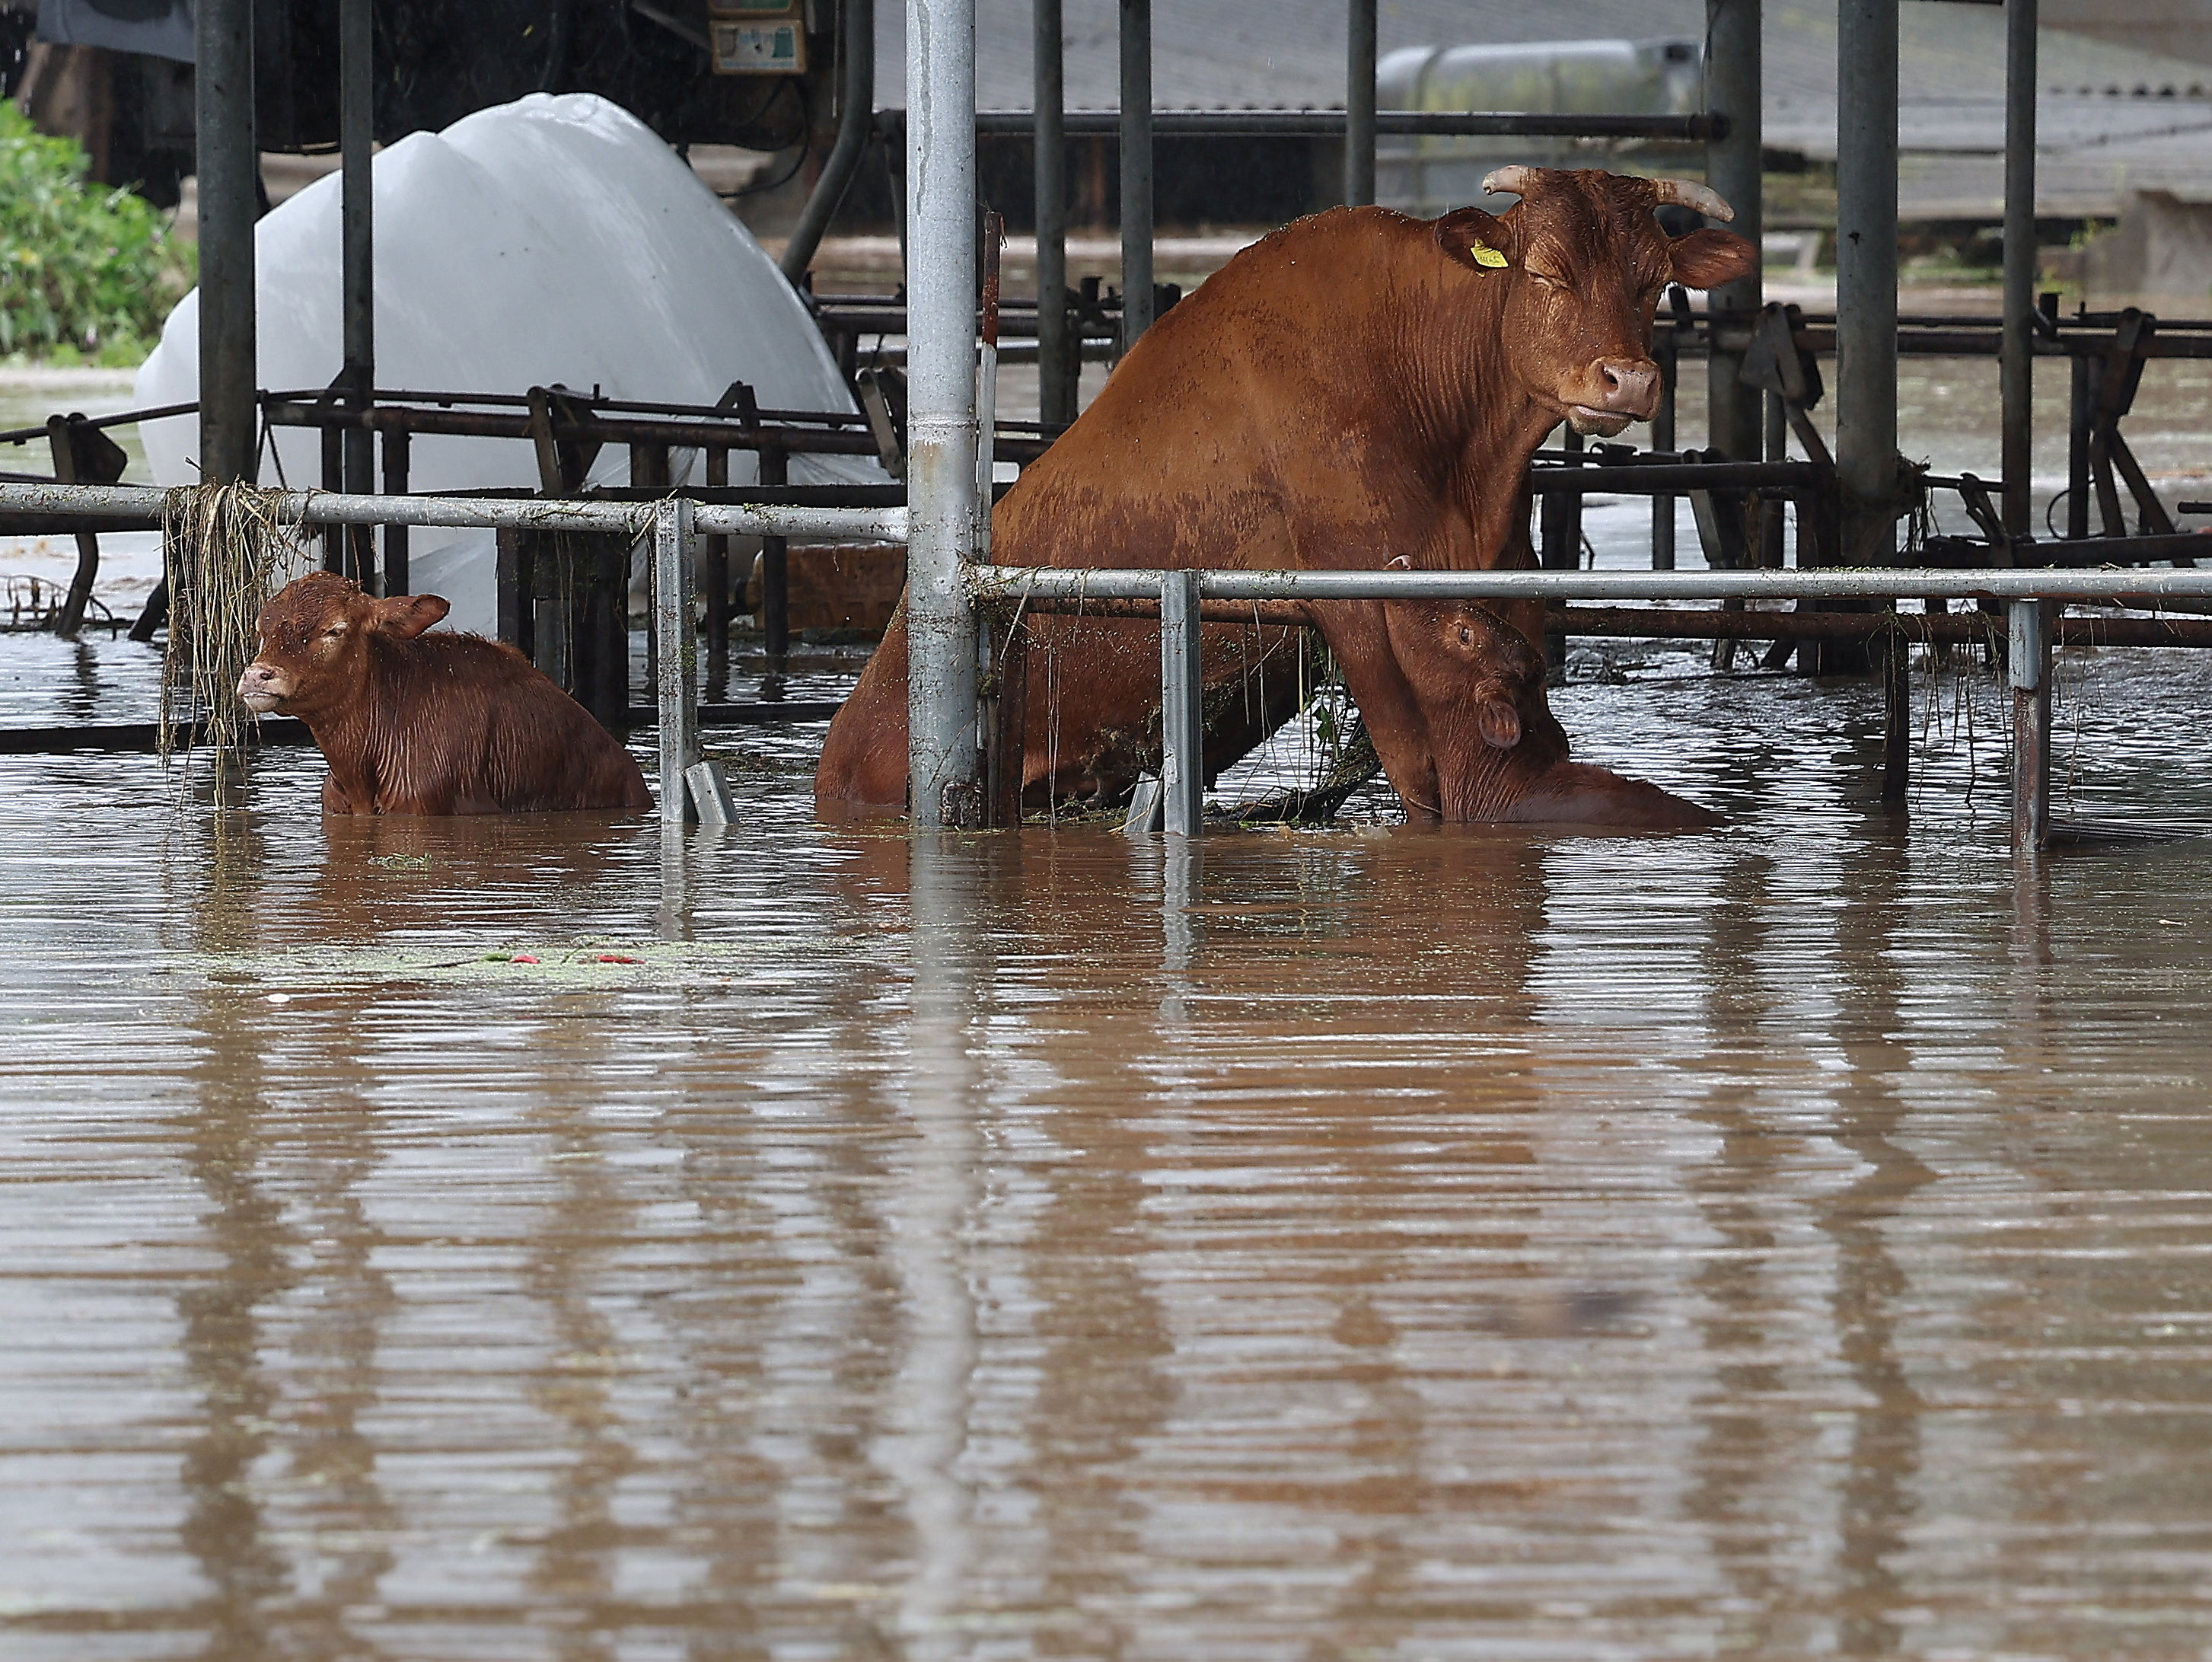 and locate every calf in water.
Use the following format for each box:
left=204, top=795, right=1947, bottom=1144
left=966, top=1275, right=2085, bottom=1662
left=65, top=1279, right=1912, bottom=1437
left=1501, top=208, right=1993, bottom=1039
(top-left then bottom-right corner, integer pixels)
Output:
left=237, top=573, right=653, bottom=815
